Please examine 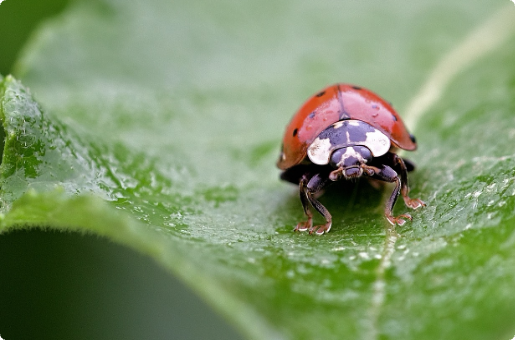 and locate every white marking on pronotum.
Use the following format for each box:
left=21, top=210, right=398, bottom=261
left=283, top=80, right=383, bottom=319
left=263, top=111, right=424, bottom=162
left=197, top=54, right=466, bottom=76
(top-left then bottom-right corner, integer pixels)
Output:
left=307, top=120, right=390, bottom=165
left=403, top=5, right=514, bottom=131
left=364, top=130, right=390, bottom=156
left=307, top=137, right=333, bottom=165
